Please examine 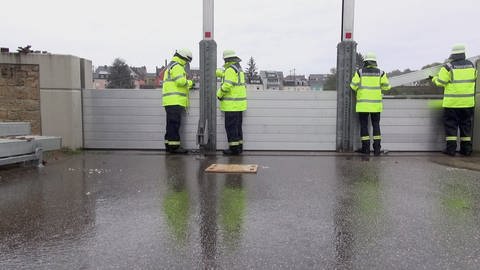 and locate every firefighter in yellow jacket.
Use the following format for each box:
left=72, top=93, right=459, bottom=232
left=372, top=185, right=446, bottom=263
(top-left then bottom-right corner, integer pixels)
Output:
left=350, top=52, right=391, bottom=156
left=432, top=44, right=477, bottom=156
left=216, top=50, right=247, bottom=155
left=162, top=49, right=194, bottom=154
